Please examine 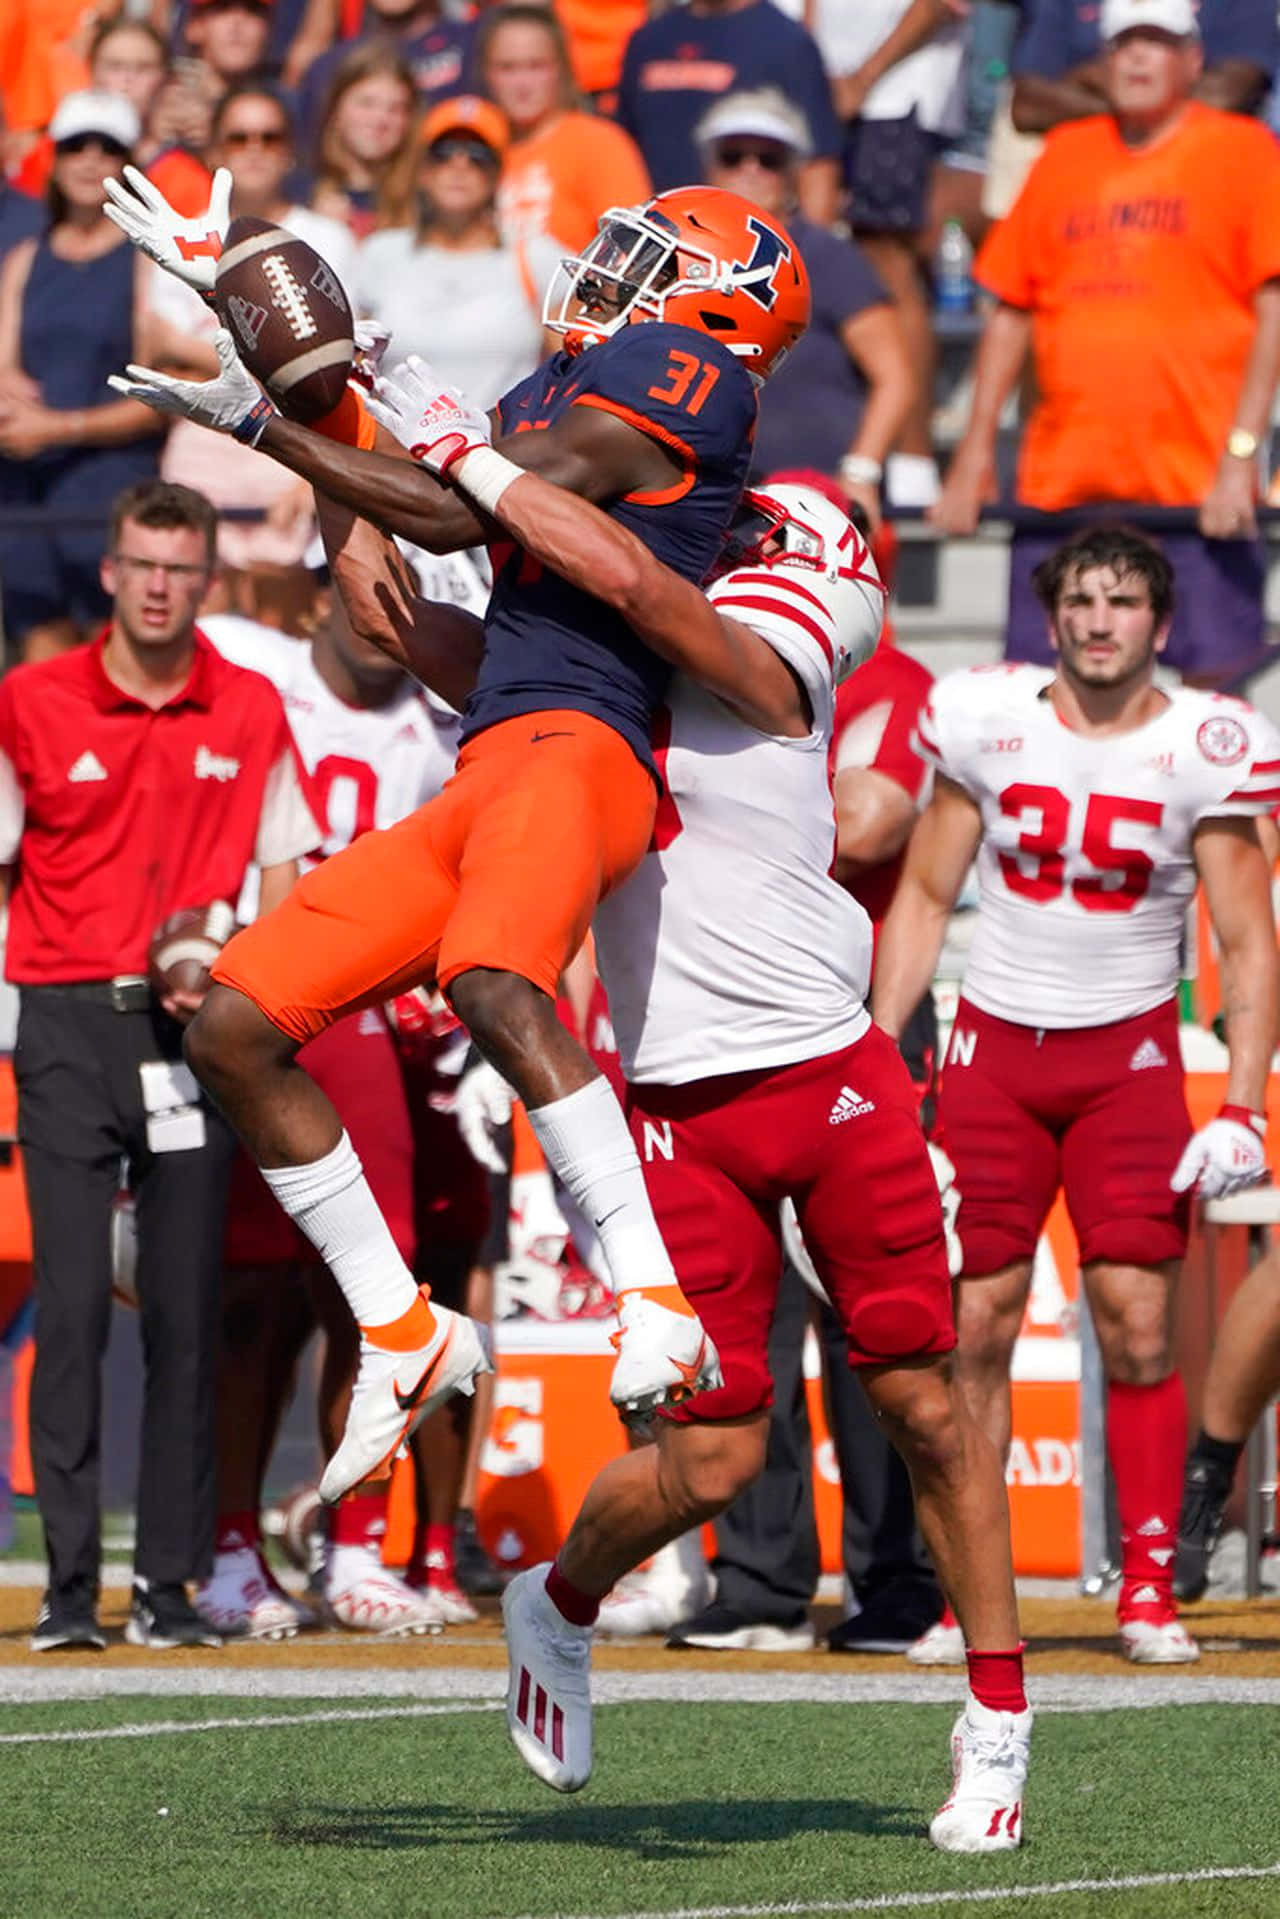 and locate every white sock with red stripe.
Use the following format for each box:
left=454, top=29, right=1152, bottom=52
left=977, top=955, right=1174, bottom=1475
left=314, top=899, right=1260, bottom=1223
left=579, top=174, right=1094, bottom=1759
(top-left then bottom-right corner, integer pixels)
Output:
left=527, top=1076, right=694, bottom=1317
left=260, top=1131, right=421, bottom=1328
